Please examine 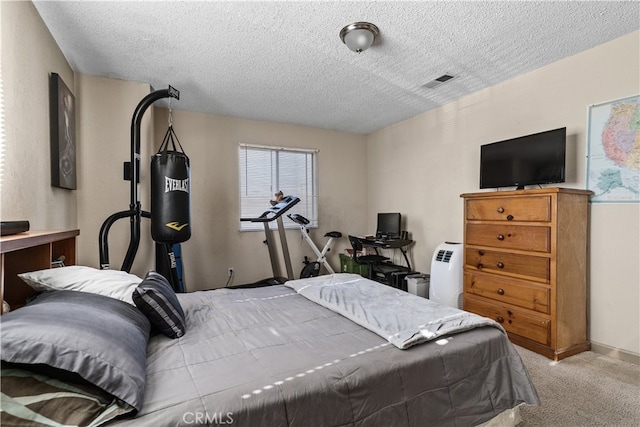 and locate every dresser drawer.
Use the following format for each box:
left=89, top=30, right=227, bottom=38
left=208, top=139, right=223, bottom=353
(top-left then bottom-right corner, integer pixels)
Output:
left=465, top=248, right=550, bottom=282
left=464, top=296, right=550, bottom=346
left=466, top=223, right=550, bottom=252
left=464, top=272, right=550, bottom=313
left=466, top=196, right=551, bottom=222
